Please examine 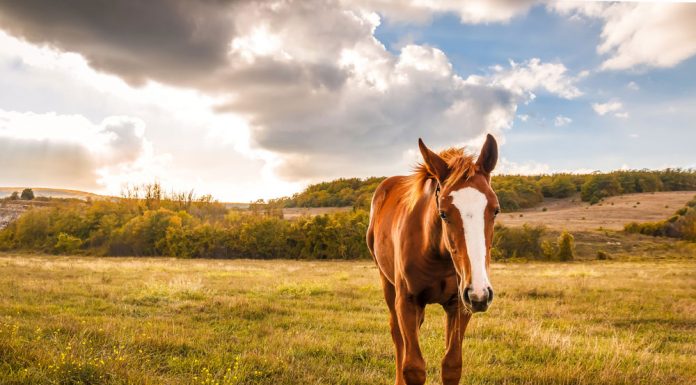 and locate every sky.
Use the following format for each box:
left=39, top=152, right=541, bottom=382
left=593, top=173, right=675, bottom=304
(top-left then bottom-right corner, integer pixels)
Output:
left=0, top=1, right=695, bottom=202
